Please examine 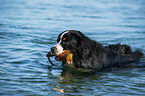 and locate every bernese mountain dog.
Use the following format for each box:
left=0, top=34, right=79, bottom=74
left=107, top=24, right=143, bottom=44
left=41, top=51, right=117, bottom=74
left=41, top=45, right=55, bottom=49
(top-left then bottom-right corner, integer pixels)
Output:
left=48, top=30, right=144, bottom=71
